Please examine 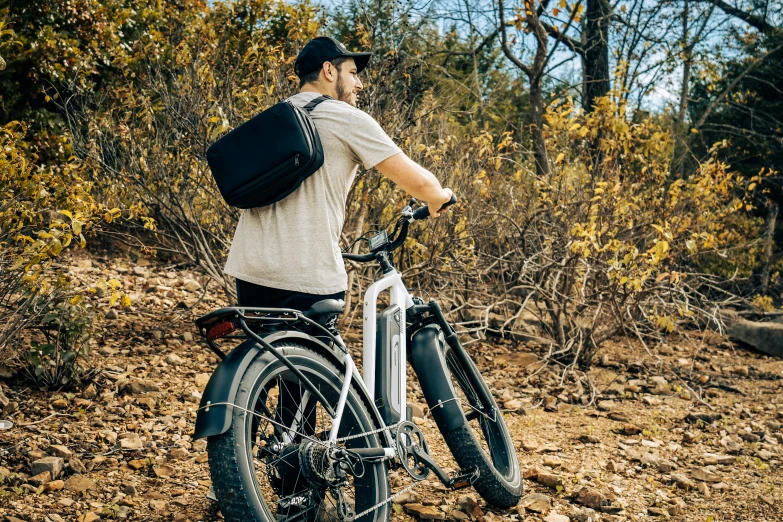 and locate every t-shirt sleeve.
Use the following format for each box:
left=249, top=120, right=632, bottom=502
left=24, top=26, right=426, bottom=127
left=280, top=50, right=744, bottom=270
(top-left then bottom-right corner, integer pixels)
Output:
left=343, top=110, right=402, bottom=170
